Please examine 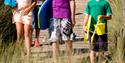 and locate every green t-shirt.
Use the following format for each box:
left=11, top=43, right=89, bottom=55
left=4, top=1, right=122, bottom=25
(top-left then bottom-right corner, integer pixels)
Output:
left=84, top=0, right=112, bottom=33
